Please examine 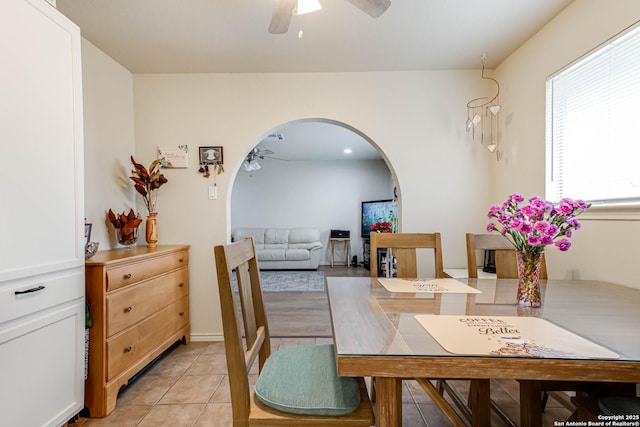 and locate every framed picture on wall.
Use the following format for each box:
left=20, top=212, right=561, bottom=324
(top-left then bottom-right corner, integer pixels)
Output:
left=158, top=145, right=189, bottom=168
left=199, top=146, right=223, bottom=165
